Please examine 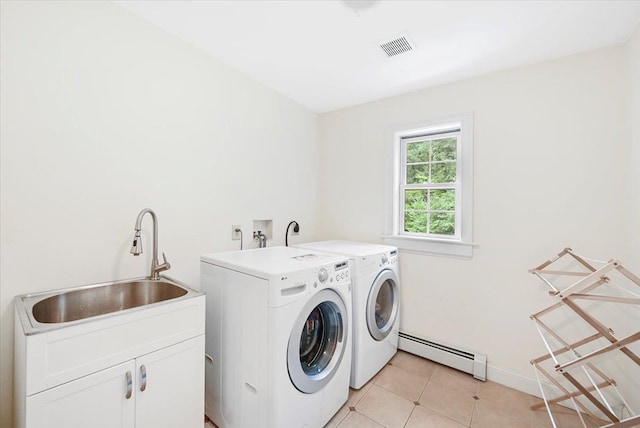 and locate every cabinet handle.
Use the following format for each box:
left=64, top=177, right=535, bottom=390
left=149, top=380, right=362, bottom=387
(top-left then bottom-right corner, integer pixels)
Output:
left=140, top=365, right=147, bottom=392
left=125, top=371, right=132, bottom=399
